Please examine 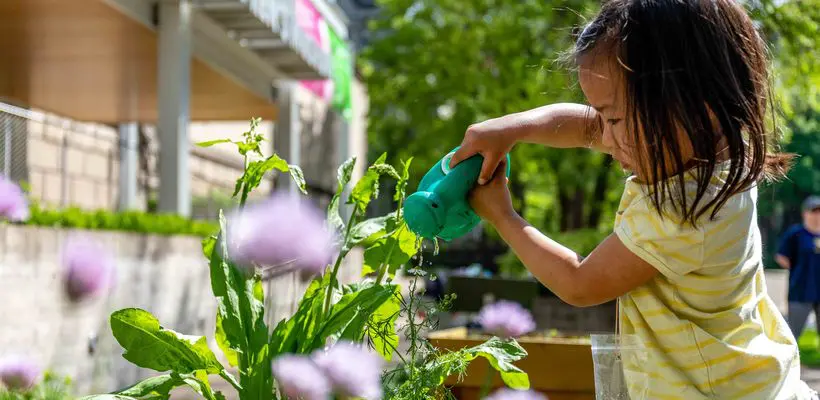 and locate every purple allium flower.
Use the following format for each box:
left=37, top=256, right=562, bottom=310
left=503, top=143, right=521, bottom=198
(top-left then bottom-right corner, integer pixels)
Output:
left=485, top=388, right=548, bottom=400
left=477, top=300, right=536, bottom=338
left=0, top=175, right=29, bottom=222
left=0, top=355, right=40, bottom=391
left=62, top=235, right=116, bottom=302
left=272, top=355, right=330, bottom=400
left=227, top=192, right=335, bottom=276
left=313, top=341, right=383, bottom=400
